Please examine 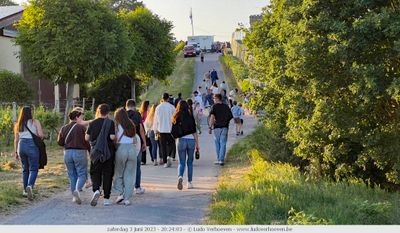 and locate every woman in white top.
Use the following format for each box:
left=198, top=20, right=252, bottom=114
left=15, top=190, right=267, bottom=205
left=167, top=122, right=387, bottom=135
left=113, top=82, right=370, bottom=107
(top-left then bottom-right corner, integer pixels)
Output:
left=211, top=82, right=219, bottom=95
left=144, top=104, right=158, bottom=165
left=14, top=106, right=44, bottom=200
left=113, top=108, right=137, bottom=205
